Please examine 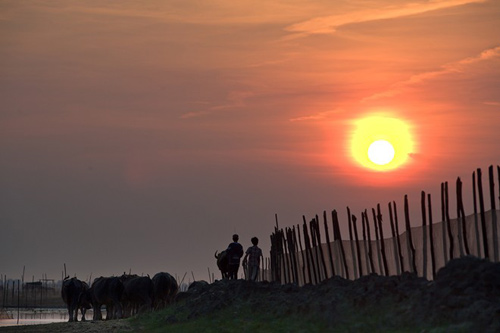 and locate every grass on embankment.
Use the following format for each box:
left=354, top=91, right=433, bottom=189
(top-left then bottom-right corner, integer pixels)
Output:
left=127, top=300, right=466, bottom=333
